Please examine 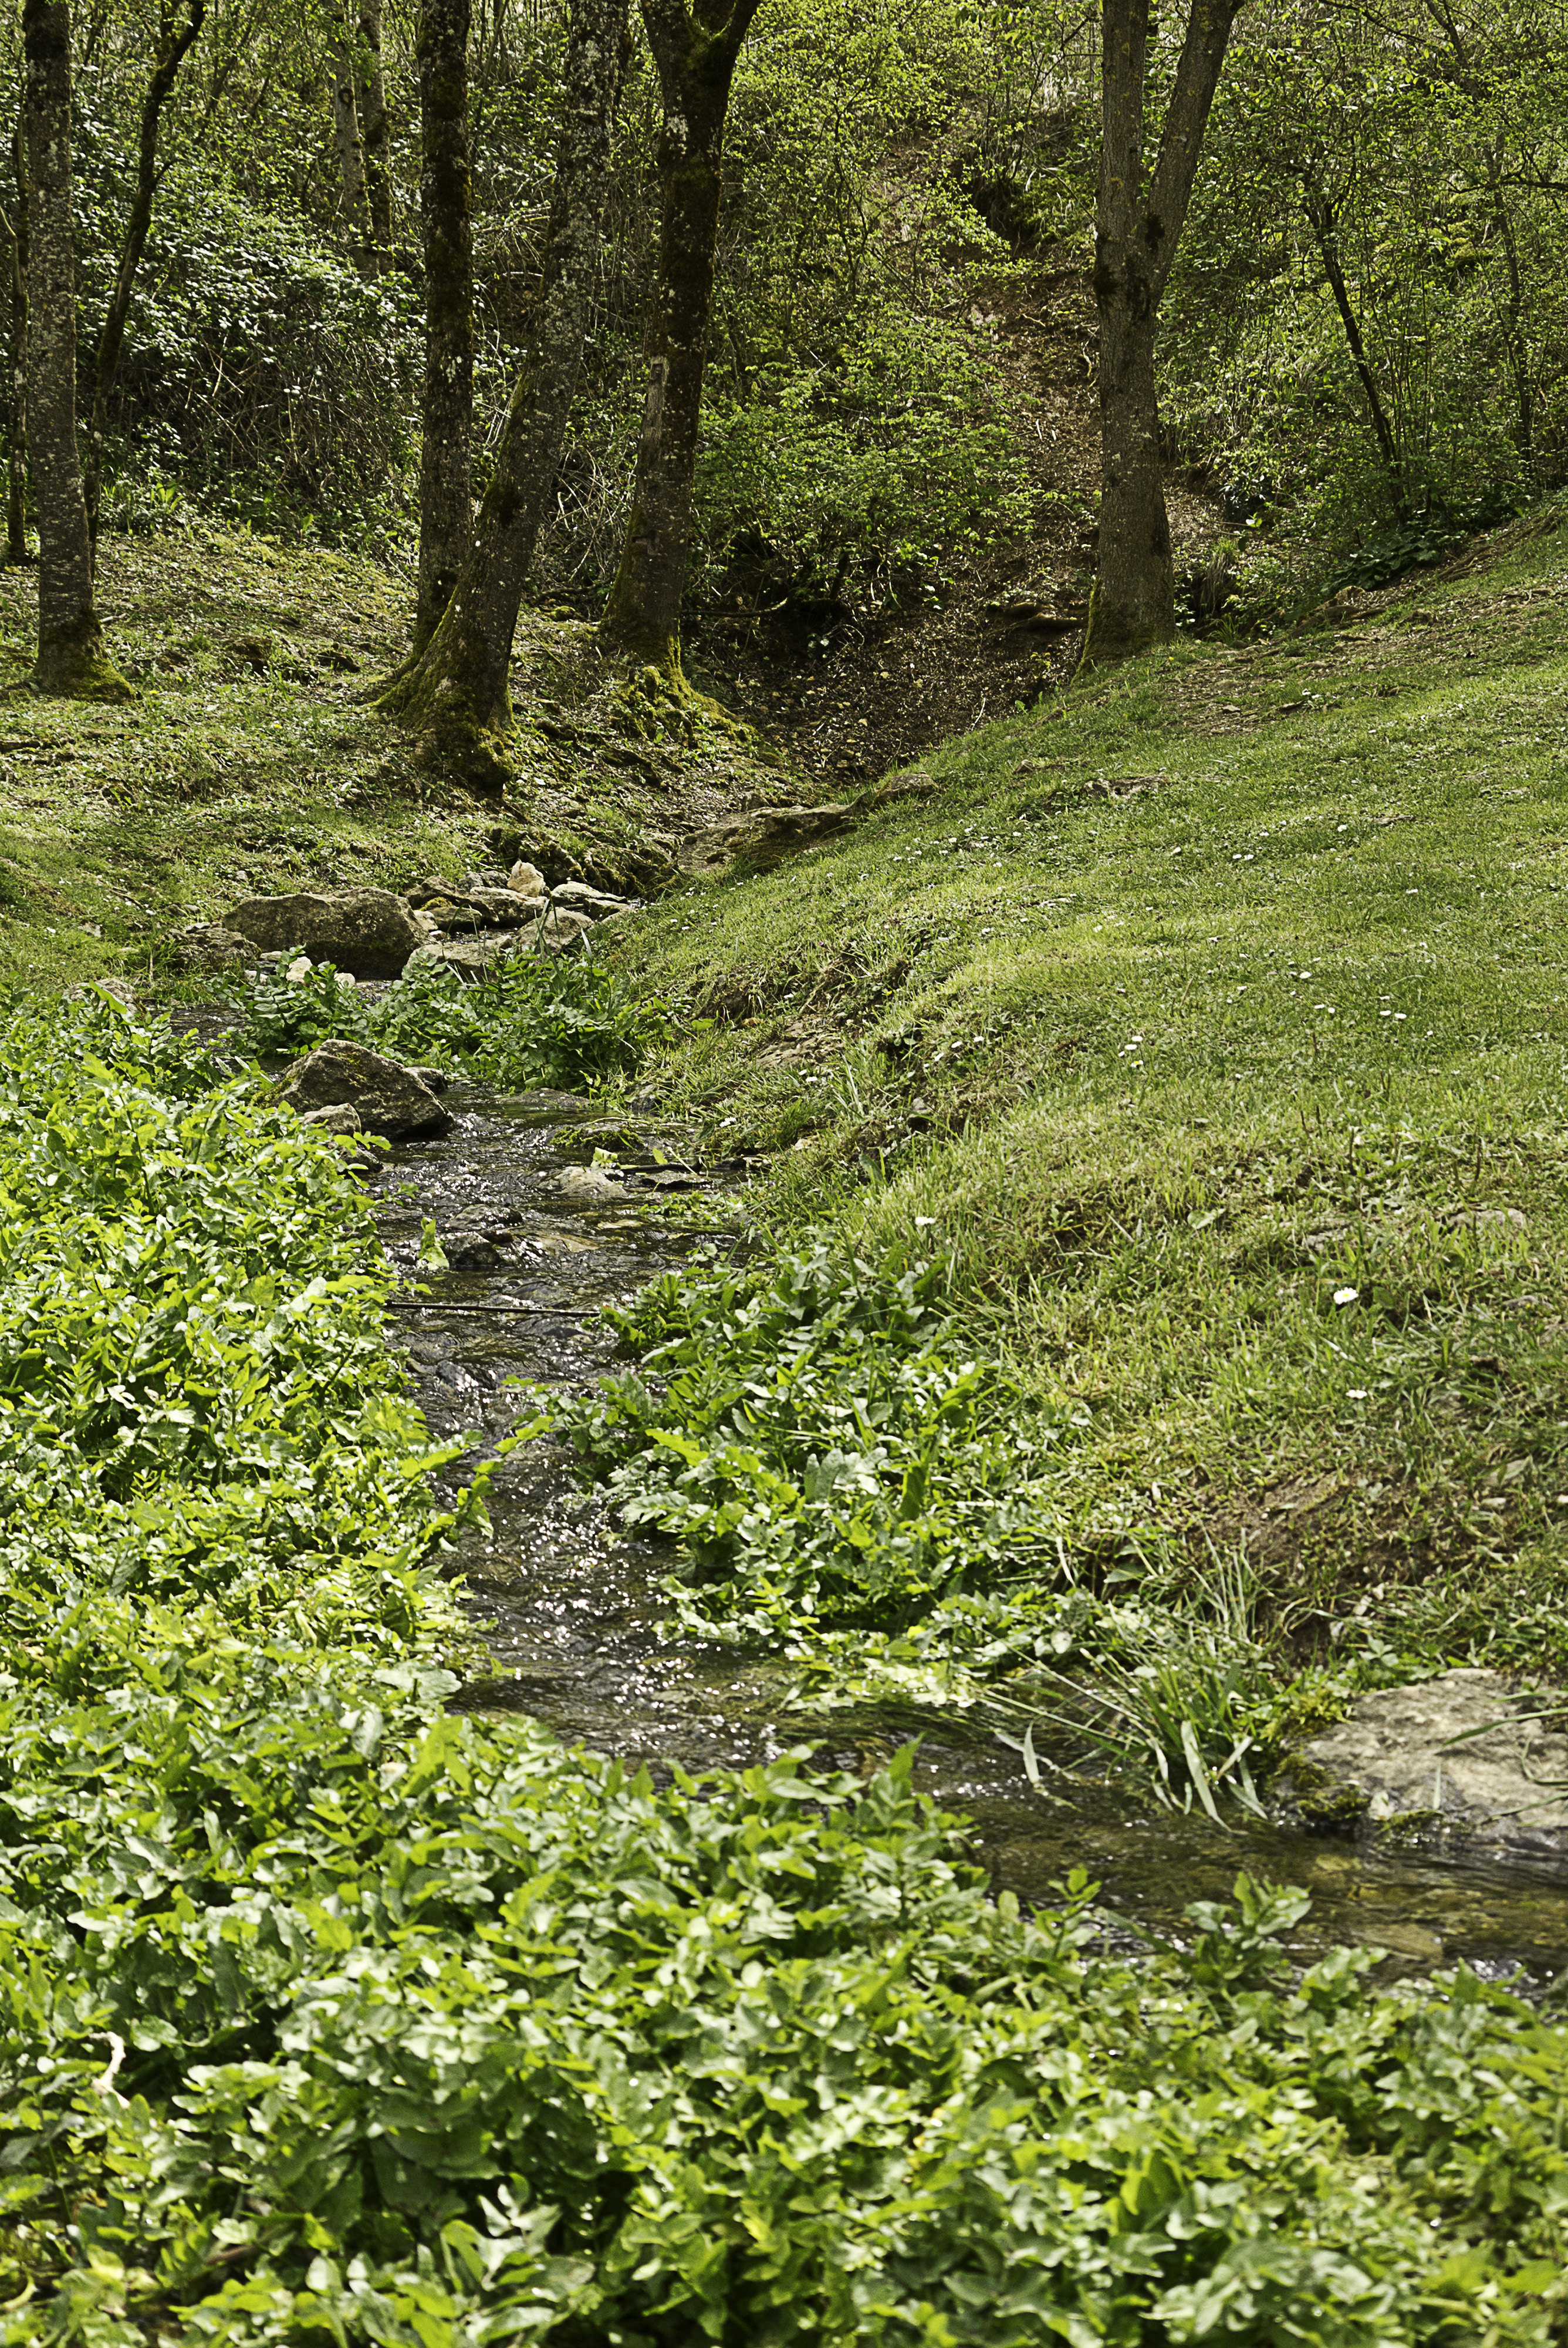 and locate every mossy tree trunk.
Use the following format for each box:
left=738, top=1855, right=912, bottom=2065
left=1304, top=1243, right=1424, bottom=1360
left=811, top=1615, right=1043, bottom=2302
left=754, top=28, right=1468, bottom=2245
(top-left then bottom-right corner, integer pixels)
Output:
left=83, top=0, right=206, bottom=559
left=357, top=0, right=393, bottom=266
left=597, top=0, right=763, bottom=680
left=4, top=102, right=28, bottom=567
left=22, top=0, right=129, bottom=699
left=412, top=0, right=473, bottom=651
left=380, top=0, right=628, bottom=785
left=1080, top=0, right=1241, bottom=667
